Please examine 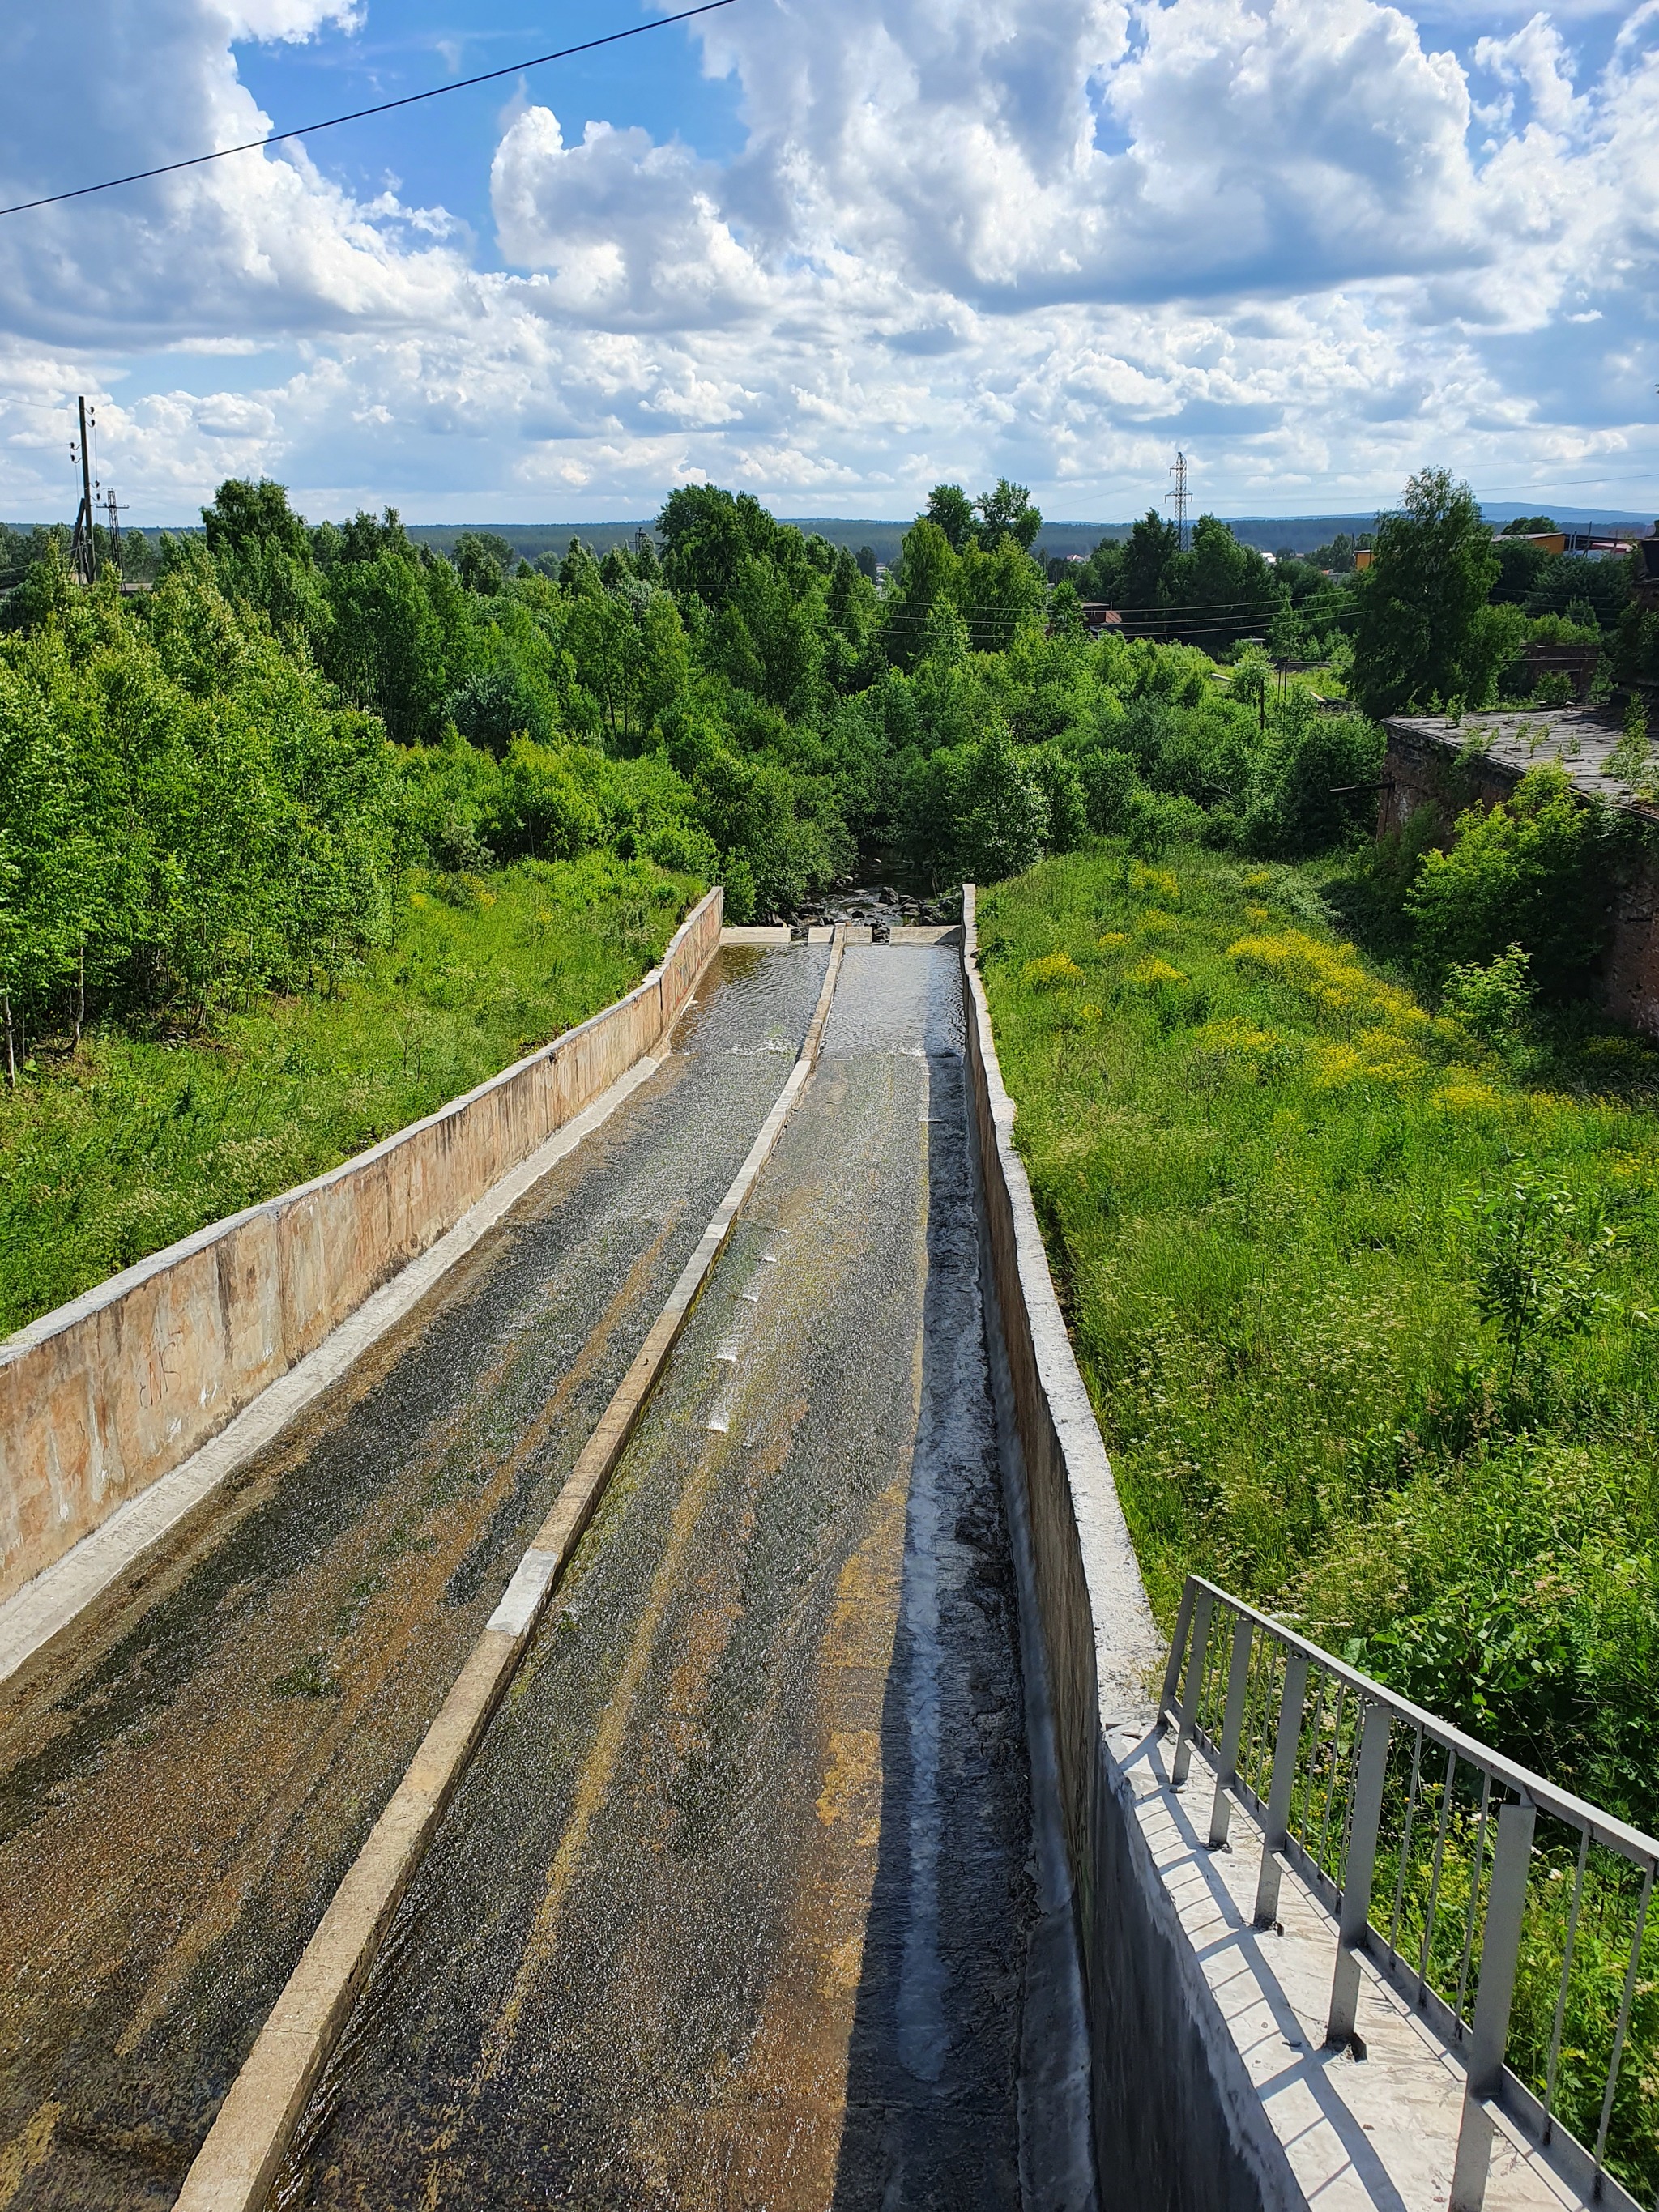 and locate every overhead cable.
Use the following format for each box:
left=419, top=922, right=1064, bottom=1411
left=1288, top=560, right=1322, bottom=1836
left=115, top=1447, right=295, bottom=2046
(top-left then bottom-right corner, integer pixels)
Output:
left=0, top=1, right=736, bottom=219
